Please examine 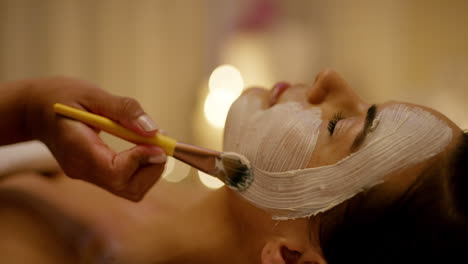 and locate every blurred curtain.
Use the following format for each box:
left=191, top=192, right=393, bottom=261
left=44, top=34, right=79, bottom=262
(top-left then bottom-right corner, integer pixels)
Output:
left=0, top=0, right=206, bottom=143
